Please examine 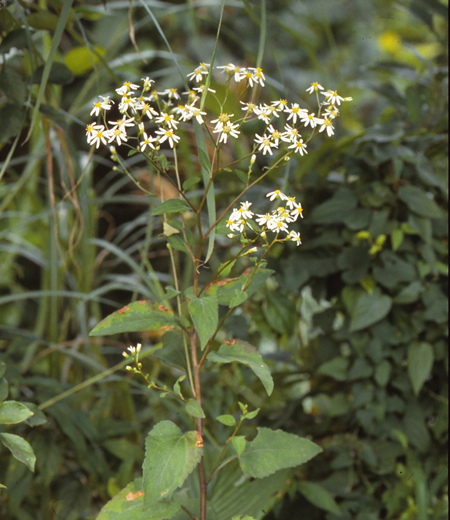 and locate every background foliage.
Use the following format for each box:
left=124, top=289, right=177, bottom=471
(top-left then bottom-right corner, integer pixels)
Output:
left=0, top=0, right=447, bottom=519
